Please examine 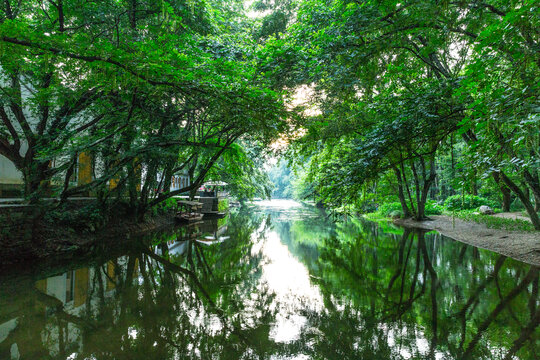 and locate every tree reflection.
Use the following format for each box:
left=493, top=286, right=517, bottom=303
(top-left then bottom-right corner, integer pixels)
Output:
left=0, top=210, right=285, bottom=359
left=0, top=206, right=538, bottom=359
left=293, top=219, right=540, bottom=359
